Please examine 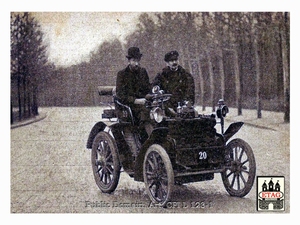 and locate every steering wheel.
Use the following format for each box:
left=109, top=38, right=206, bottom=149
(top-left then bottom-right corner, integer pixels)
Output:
left=145, top=93, right=172, bottom=103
